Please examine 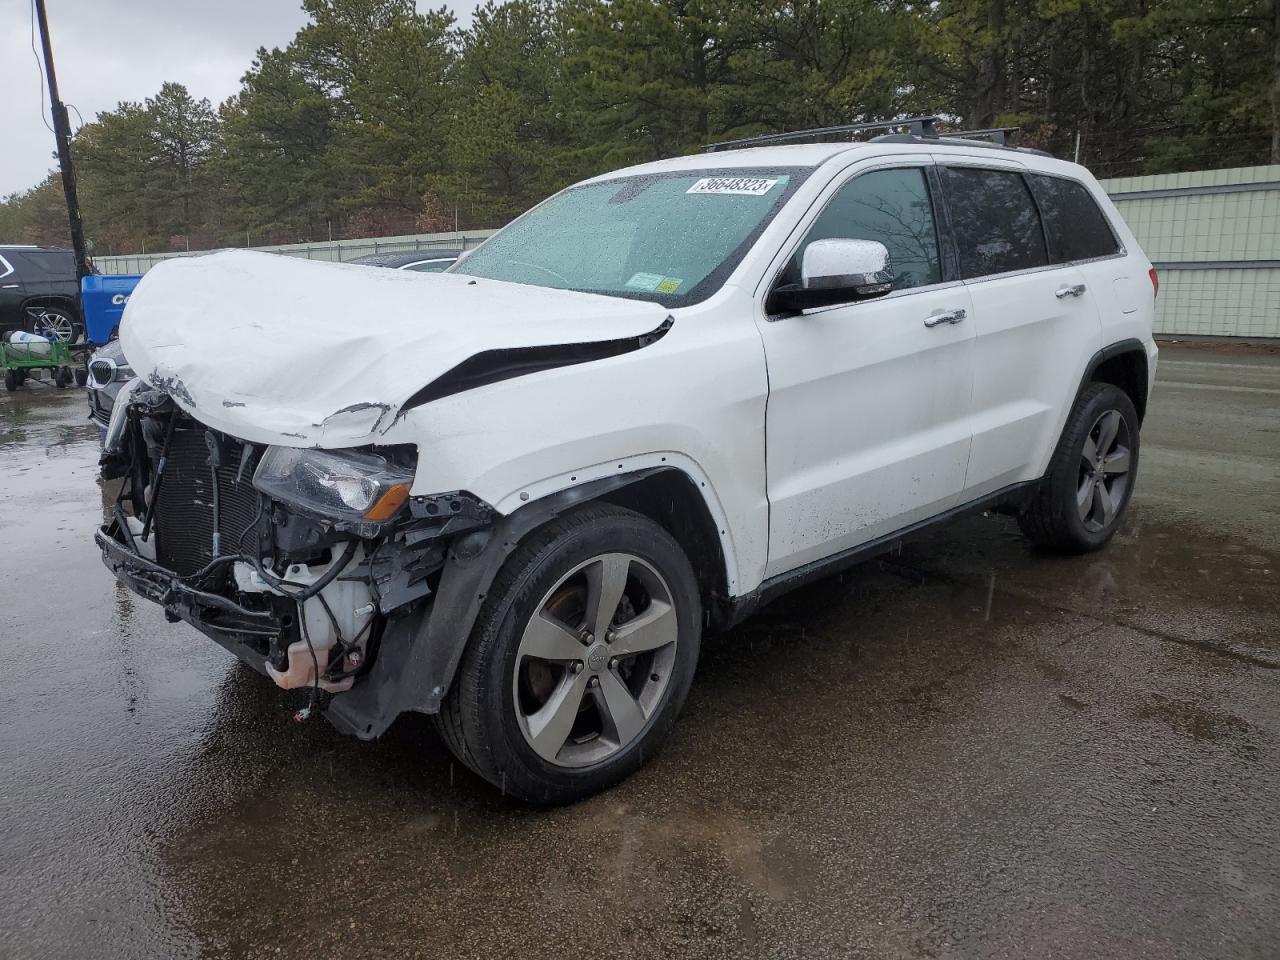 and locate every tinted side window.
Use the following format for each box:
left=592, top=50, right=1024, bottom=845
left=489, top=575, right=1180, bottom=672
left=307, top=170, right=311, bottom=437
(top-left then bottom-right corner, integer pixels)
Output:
left=942, top=168, right=1047, bottom=278
left=1029, top=174, right=1120, bottom=262
left=789, top=167, right=942, bottom=290
left=31, top=250, right=76, bottom=279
